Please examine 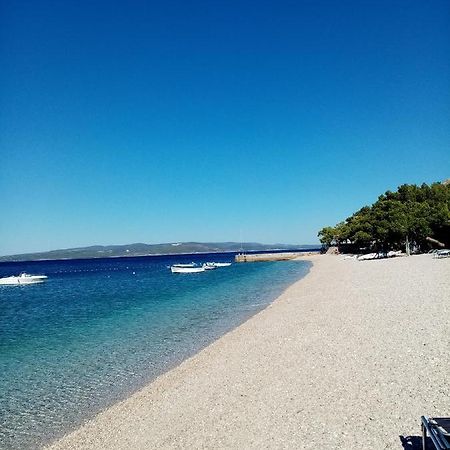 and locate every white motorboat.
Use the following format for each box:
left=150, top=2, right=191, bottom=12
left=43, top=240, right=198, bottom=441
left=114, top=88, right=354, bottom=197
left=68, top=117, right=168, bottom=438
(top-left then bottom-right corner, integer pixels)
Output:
left=203, top=262, right=232, bottom=268
left=170, top=266, right=205, bottom=273
left=210, top=262, right=232, bottom=267
left=202, top=263, right=217, bottom=270
left=172, top=263, right=196, bottom=268
left=0, top=272, right=48, bottom=285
